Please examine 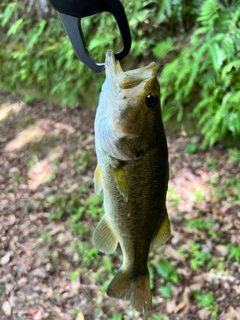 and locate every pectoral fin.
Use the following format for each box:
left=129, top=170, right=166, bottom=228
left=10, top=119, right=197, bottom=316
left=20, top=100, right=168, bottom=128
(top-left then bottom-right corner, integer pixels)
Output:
left=94, top=164, right=103, bottom=195
left=93, top=215, right=118, bottom=254
left=152, top=209, right=171, bottom=246
left=111, top=166, right=128, bottom=202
